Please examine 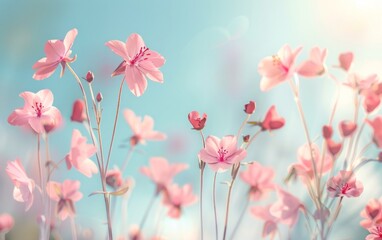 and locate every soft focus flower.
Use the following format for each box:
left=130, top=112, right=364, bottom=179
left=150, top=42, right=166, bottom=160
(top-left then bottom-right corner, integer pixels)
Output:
left=70, top=99, right=87, bottom=123
left=198, top=135, right=247, bottom=171
left=188, top=111, right=207, bottom=130
left=326, top=139, right=342, bottom=156
left=367, top=116, right=382, bottom=148
left=8, top=89, right=62, bottom=134
left=338, top=52, right=353, bottom=71
left=366, top=226, right=382, bottom=240
left=297, top=47, right=327, bottom=77
left=244, top=101, right=256, bottom=114
left=140, top=157, right=188, bottom=191
left=5, top=160, right=35, bottom=211
left=128, top=225, right=143, bottom=240
left=360, top=198, right=382, bottom=229
left=106, top=33, right=165, bottom=97
left=344, top=73, right=378, bottom=91
left=261, top=105, right=285, bottom=131
left=65, top=129, right=98, bottom=177
left=162, top=184, right=197, bottom=218
left=339, top=120, right=357, bottom=138
left=270, top=187, right=303, bottom=227
left=84, top=71, right=94, bottom=83
left=363, top=90, right=381, bottom=114
left=106, top=168, right=123, bottom=189
left=43, top=111, right=63, bottom=134
left=322, top=125, right=333, bottom=139
left=0, top=214, right=14, bottom=233
left=124, top=109, right=166, bottom=146
left=240, top=161, right=275, bottom=200
left=33, top=28, right=77, bottom=80
left=251, top=205, right=279, bottom=240
left=327, top=170, right=363, bottom=198
left=258, top=45, right=302, bottom=91
left=46, top=180, right=82, bottom=220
